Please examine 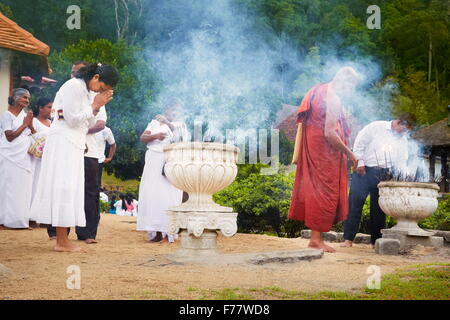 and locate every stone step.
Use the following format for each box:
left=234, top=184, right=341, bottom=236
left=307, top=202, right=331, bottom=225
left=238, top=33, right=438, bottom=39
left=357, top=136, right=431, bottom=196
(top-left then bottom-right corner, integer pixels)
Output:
left=300, top=229, right=371, bottom=244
